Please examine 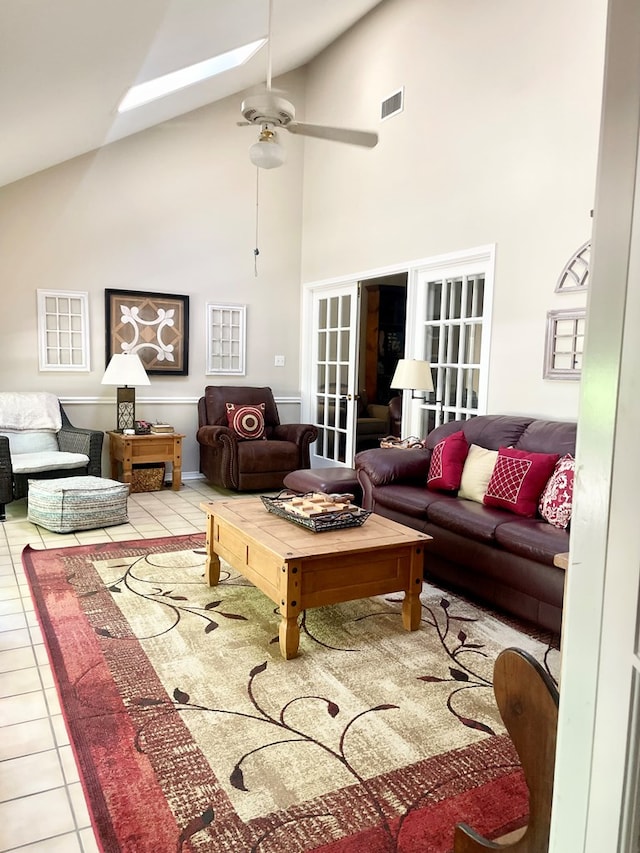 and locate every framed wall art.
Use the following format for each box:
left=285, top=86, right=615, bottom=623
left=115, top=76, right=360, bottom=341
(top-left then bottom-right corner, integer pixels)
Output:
left=105, top=289, right=189, bottom=375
